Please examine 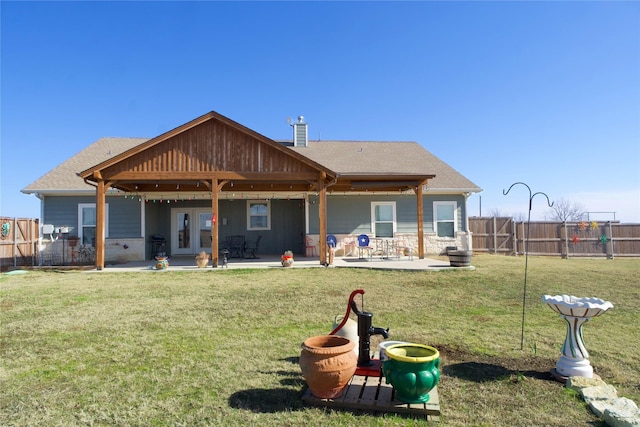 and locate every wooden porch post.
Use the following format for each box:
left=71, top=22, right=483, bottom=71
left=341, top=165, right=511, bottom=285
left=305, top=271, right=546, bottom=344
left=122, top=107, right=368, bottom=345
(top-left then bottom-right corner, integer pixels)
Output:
left=416, top=182, right=425, bottom=259
left=211, top=177, right=219, bottom=268
left=318, top=177, right=327, bottom=265
left=95, top=179, right=106, bottom=270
